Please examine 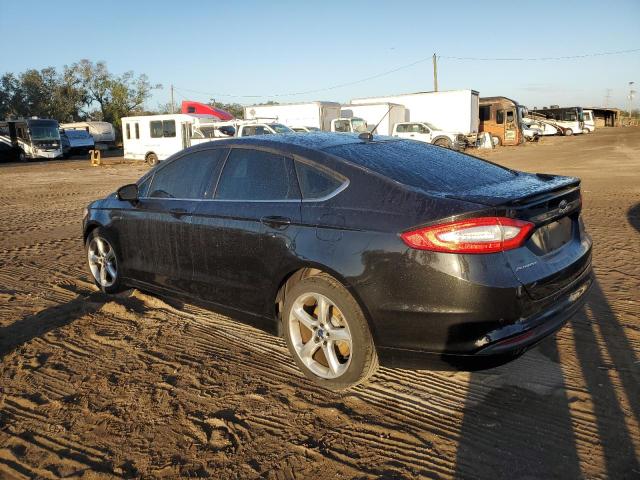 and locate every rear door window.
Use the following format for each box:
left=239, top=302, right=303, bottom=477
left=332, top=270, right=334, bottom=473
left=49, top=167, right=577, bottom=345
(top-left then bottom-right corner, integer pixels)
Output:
left=215, top=149, right=299, bottom=201
left=147, top=149, right=228, bottom=199
left=295, top=161, right=345, bottom=200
